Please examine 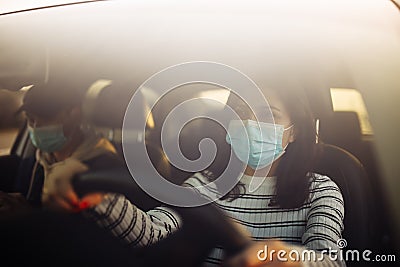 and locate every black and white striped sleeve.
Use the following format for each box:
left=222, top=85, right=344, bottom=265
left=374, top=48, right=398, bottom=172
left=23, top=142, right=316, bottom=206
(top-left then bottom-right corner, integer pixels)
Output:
left=300, top=175, right=346, bottom=267
left=83, top=193, right=182, bottom=247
